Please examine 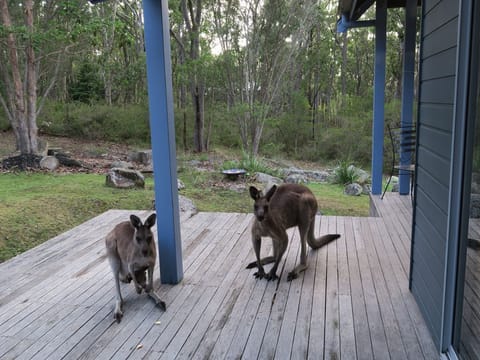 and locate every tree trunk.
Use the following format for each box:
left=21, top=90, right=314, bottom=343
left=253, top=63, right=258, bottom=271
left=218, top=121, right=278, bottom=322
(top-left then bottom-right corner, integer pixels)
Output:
left=0, top=0, right=39, bottom=154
